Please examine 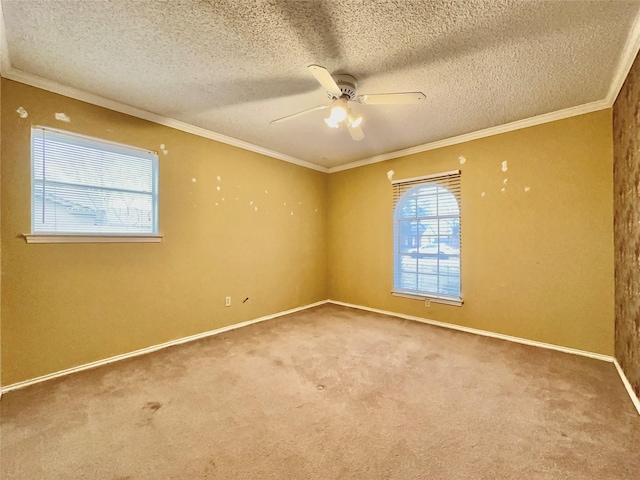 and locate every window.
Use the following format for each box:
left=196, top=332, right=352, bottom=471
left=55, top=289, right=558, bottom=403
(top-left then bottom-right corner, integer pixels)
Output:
left=29, top=127, right=159, bottom=241
left=393, top=170, right=462, bottom=305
